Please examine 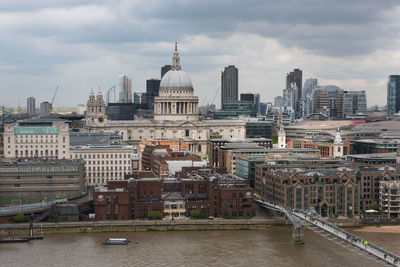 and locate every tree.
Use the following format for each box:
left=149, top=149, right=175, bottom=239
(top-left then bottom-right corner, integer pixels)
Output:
left=147, top=211, right=163, bottom=220
left=271, top=135, right=278, bottom=144
left=368, top=201, right=379, bottom=211
left=13, top=213, right=29, bottom=223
